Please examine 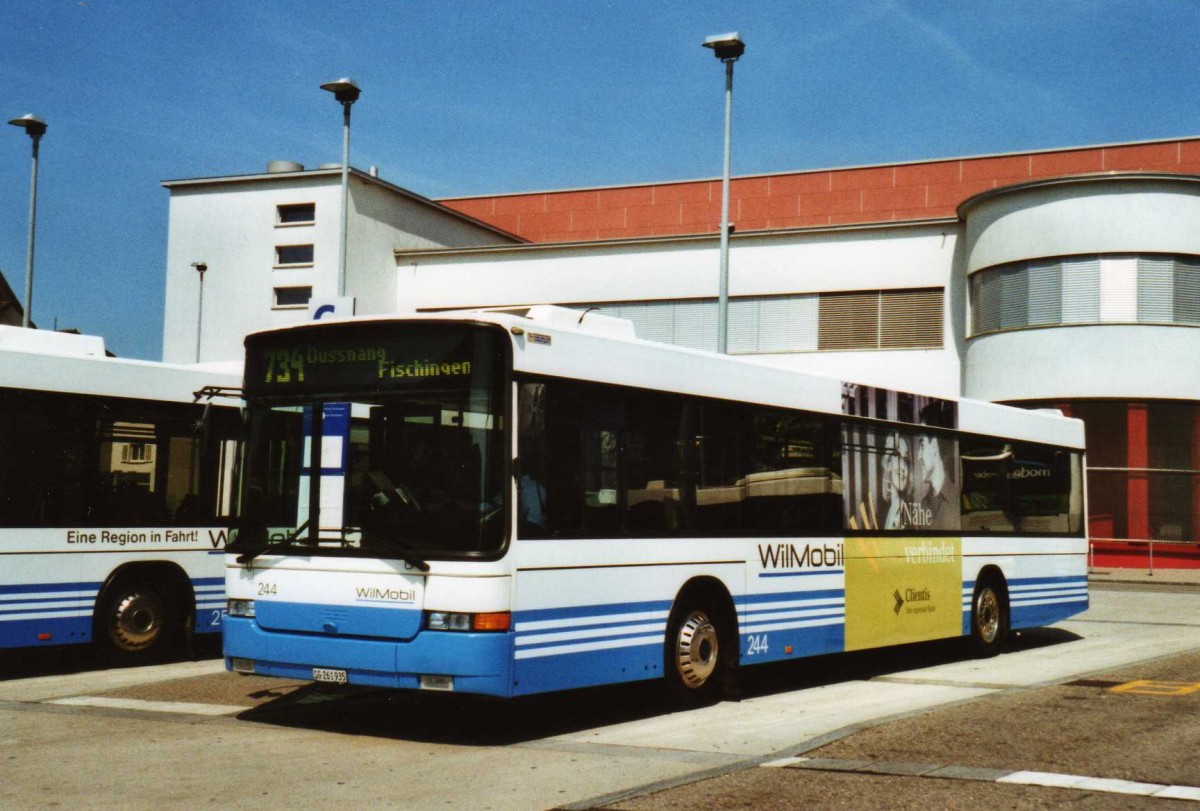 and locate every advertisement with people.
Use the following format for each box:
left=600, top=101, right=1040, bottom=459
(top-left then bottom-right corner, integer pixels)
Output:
left=840, top=384, right=960, bottom=533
